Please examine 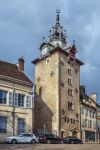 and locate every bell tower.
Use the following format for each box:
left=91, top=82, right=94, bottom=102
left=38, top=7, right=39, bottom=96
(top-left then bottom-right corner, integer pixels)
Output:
left=32, top=10, right=83, bottom=137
